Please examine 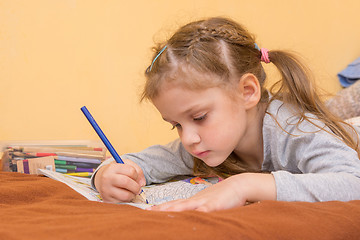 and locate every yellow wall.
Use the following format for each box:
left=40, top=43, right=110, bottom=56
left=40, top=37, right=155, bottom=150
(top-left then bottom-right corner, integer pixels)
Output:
left=1, top=0, right=360, bottom=153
